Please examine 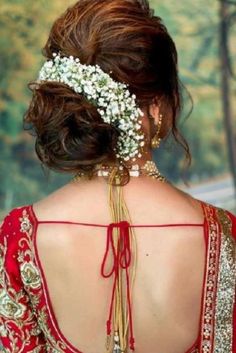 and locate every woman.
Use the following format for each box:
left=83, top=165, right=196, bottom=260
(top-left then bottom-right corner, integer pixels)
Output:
left=0, top=1, right=235, bottom=352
